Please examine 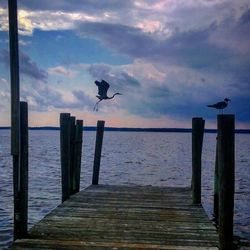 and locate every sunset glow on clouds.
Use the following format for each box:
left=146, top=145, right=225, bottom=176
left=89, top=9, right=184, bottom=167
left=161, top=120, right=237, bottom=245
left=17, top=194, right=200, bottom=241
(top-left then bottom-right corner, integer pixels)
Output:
left=0, top=0, right=250, bottom=128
